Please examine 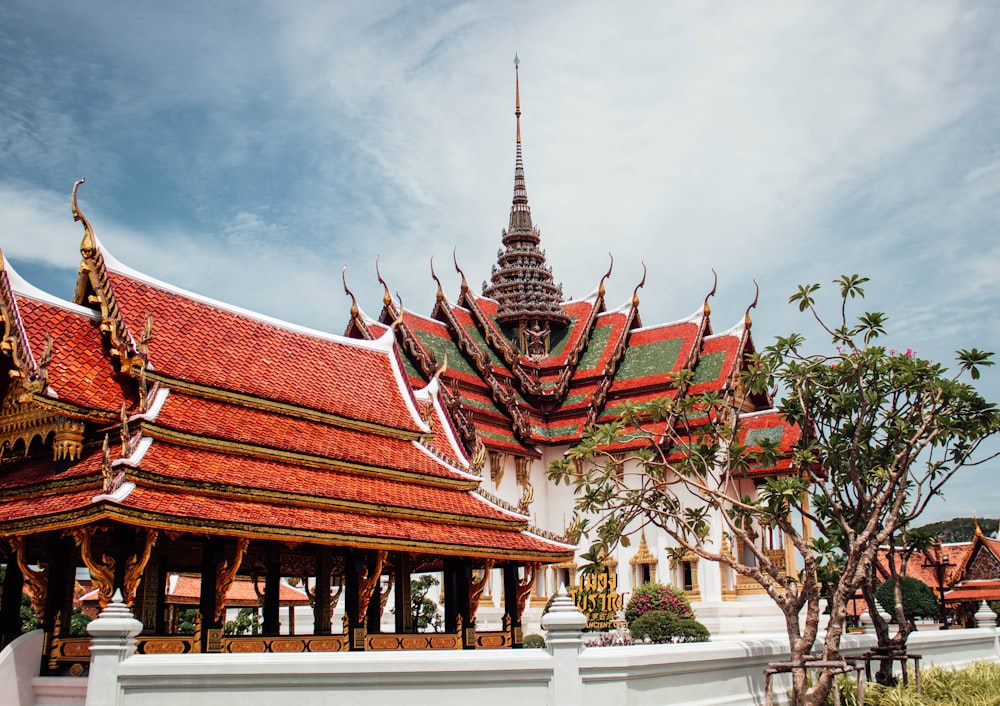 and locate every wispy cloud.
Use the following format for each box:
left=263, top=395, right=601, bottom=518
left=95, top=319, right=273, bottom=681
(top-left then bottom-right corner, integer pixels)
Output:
left=2, top=0, right=999, bottom=521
